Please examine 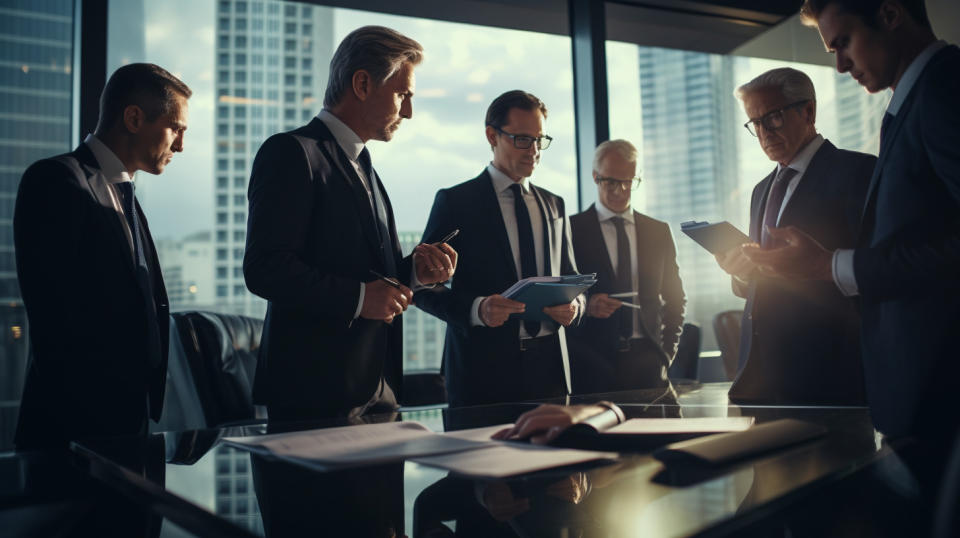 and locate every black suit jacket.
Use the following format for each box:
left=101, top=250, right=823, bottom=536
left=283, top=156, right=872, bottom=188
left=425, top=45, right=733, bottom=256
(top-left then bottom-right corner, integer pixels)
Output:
left=730, top=139, right=874, bottom=406
left=244, top=118, right=413, bottom=417
left=14, top=144, right=169, bottom=449
left=414, top=170, right=584, bottom=407
left=568, top=204, right=685, bottom=358
left=853, top=45, right=960, bottom=440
